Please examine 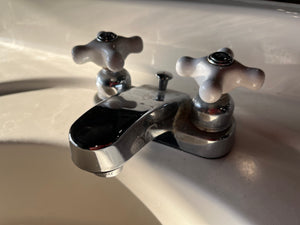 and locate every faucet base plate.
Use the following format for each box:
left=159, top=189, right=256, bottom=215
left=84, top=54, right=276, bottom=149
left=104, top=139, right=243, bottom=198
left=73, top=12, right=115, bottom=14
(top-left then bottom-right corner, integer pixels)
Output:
left=174, top=123, right=235, bottom=159
left=172, top=101, right=235, bottom=158
left=153, top=126, right=235, bottom=159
